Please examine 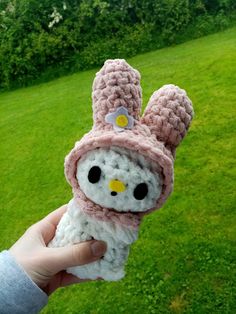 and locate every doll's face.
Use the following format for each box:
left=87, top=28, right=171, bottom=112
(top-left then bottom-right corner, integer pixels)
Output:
left=76, top=147, right=162, bottom=212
